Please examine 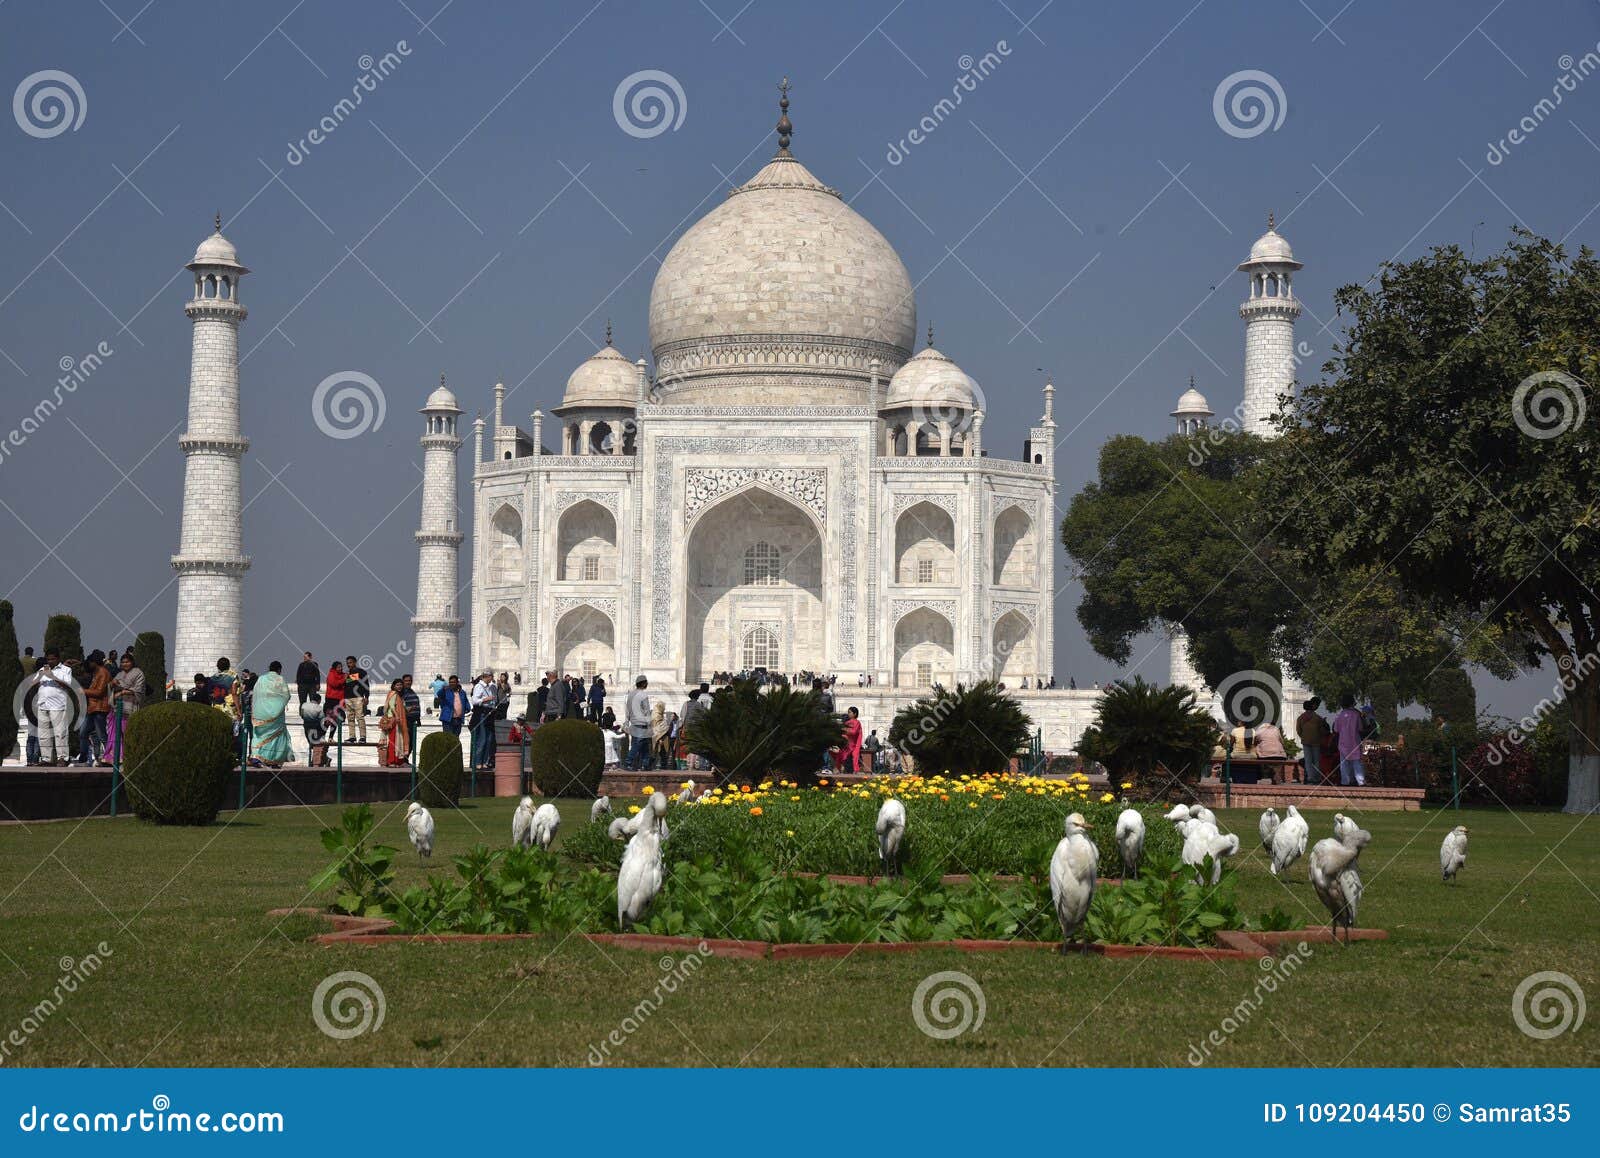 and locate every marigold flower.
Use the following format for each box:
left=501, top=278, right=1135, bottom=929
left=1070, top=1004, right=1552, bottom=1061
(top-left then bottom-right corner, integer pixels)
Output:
left=1100, top=792, right=1115, bottom=803
left=642, top=785, right=654, bottom=795
left=749, top=806, right=763, bottom=816
left=627, top=805, right=641, bottom=815
left=785, top=829, right=794, bottom=837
